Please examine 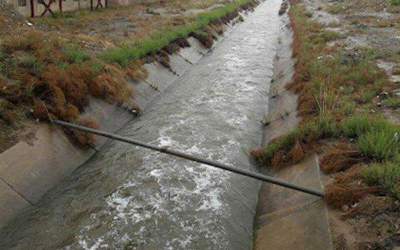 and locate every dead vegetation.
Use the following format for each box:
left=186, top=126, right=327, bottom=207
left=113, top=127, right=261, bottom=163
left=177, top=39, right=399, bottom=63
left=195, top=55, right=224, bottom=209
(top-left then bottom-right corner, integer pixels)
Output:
left=0, top=30, right=140, bottom=147
left=320, top=143, right=363, bottom=174
left=66, top=117, right=100, bottom=148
